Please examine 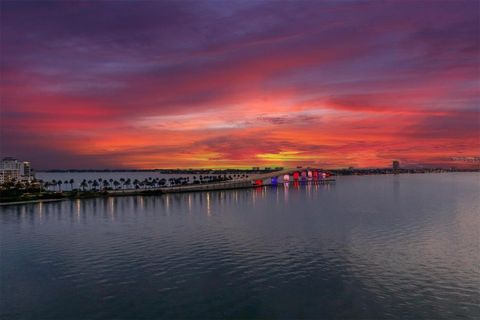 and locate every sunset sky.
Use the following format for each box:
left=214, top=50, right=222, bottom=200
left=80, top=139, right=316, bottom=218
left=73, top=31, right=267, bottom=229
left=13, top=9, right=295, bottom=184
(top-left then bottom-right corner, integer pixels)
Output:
left=1, top=0, right=479, bottom=169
